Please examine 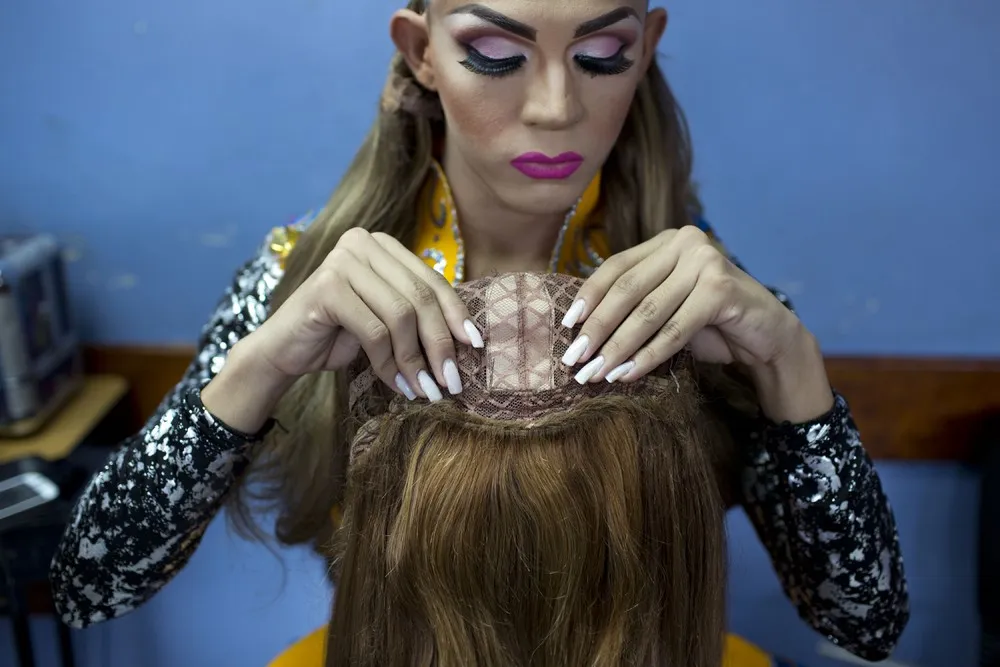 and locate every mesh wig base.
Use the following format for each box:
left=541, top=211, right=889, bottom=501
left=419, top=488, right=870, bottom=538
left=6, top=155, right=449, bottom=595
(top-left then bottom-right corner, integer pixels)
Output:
left=347, top=272, right=691, bottom=463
